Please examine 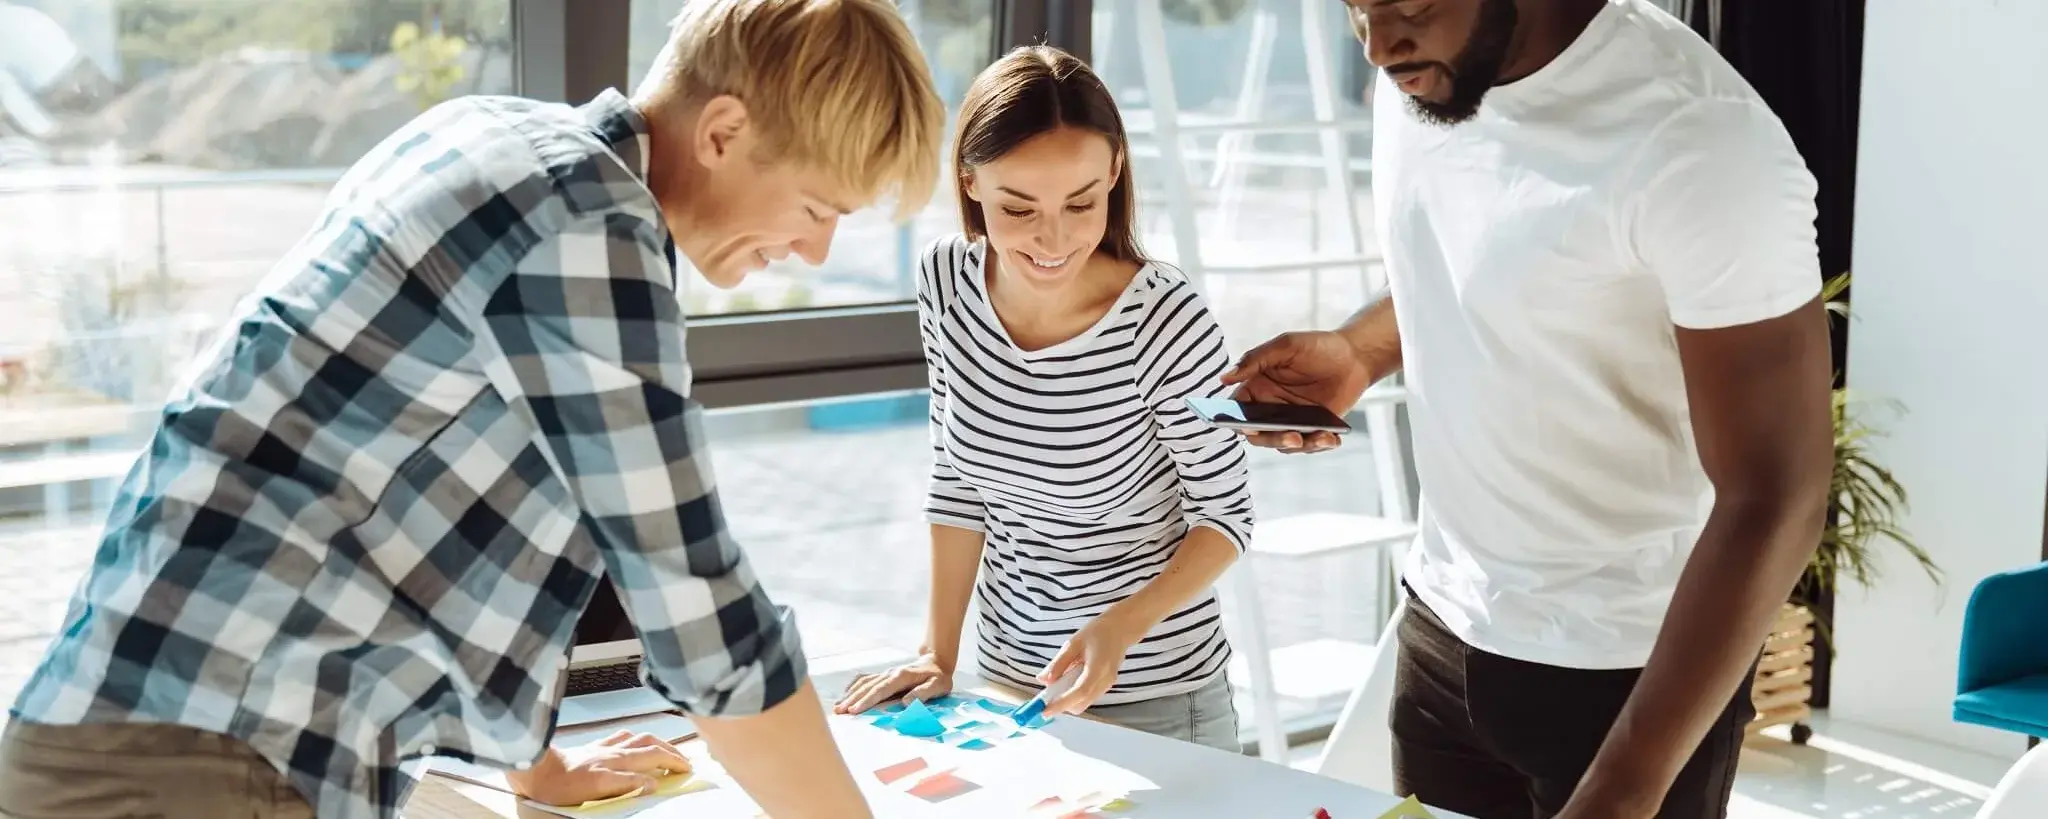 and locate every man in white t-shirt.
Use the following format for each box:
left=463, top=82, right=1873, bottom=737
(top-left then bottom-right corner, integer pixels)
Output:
left=1225, top=1, right=1832, bottom=817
